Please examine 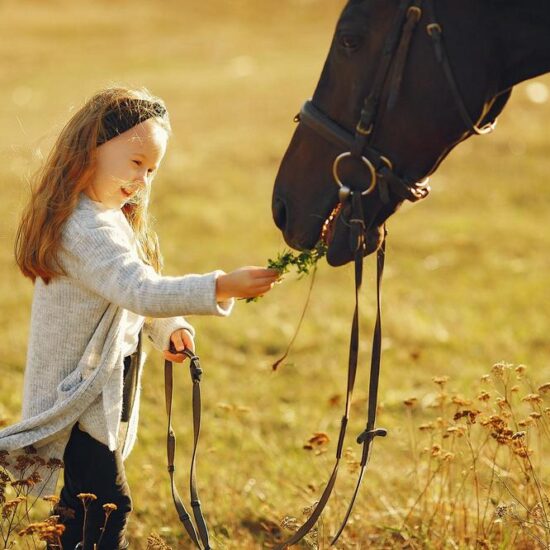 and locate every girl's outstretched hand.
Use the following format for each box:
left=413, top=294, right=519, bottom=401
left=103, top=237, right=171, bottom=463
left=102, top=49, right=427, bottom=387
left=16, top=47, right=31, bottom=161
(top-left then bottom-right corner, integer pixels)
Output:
left=216, top=267, right=280, bottom=301
left=163, top=328, right=195, bottom=363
